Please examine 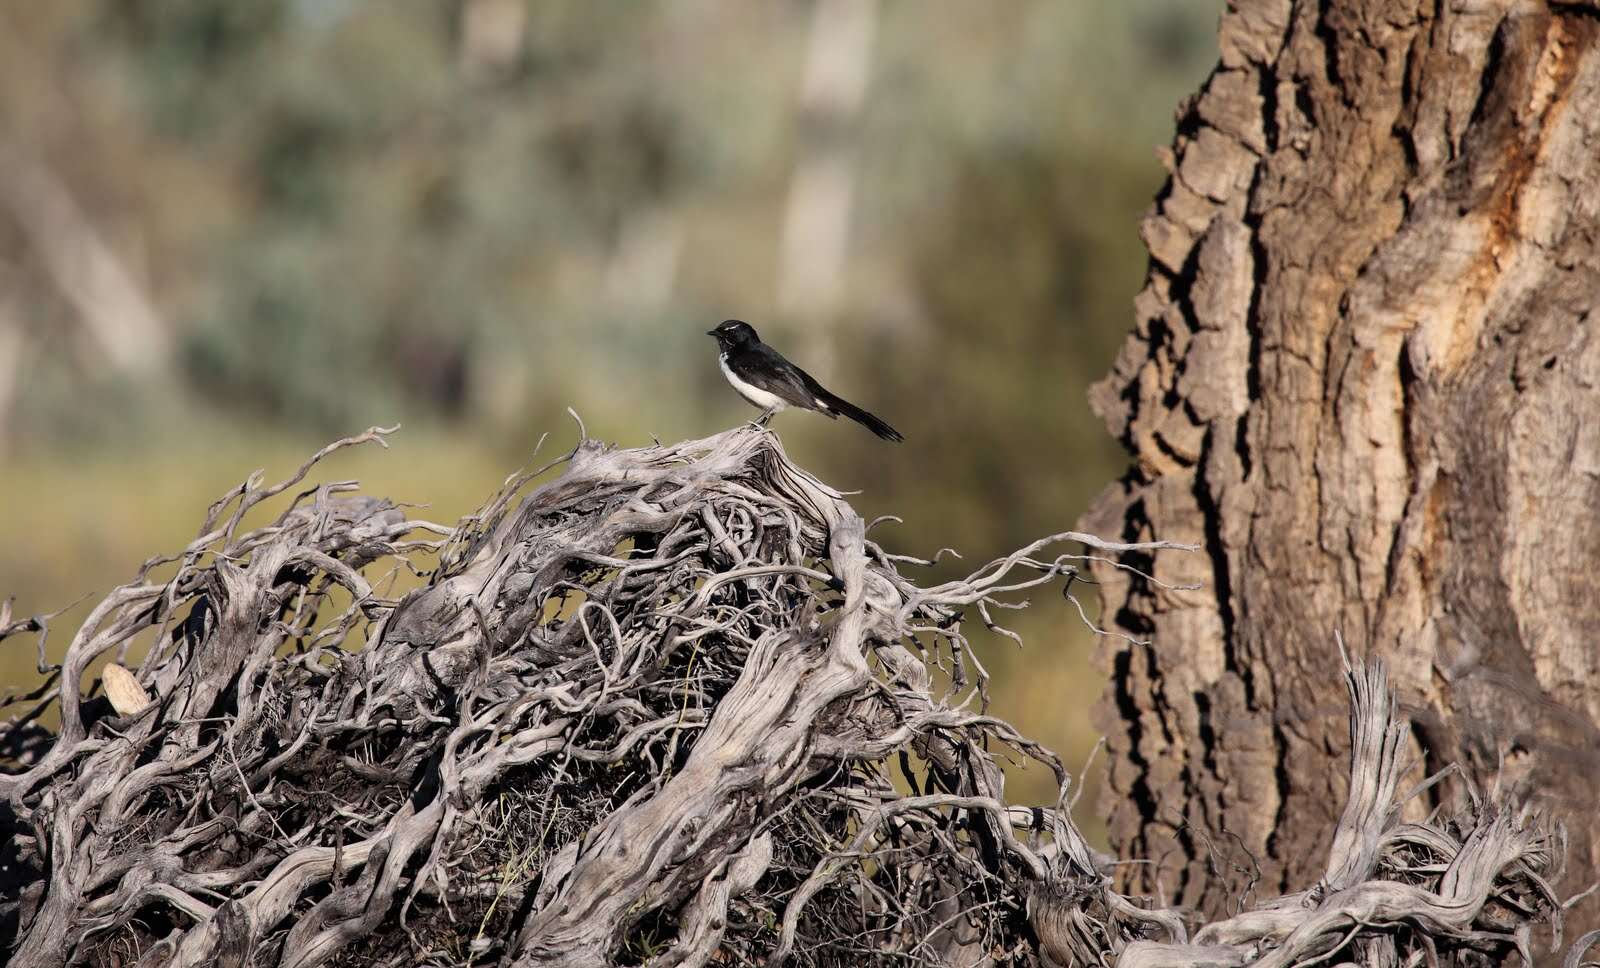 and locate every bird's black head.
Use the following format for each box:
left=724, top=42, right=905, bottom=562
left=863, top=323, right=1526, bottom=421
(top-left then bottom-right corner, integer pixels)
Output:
left=707, top=319, right=759, bottom=348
